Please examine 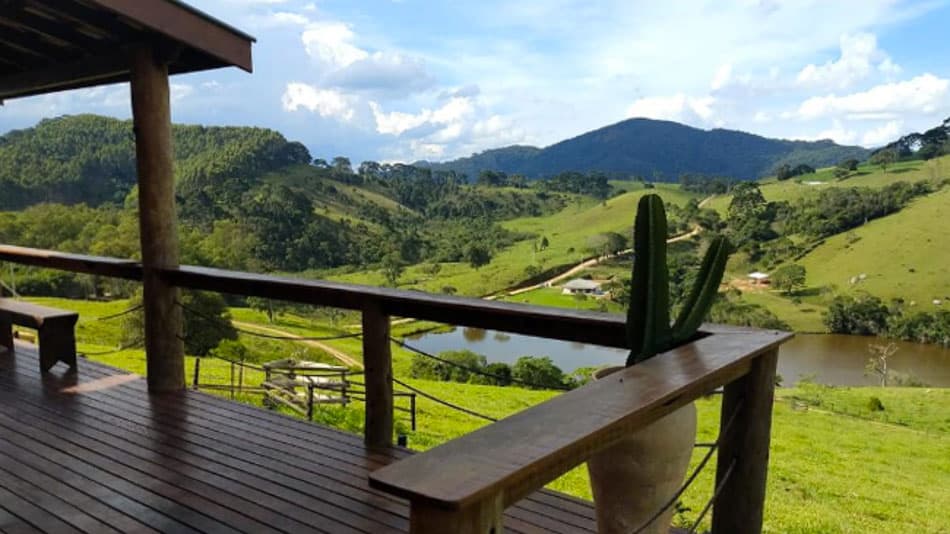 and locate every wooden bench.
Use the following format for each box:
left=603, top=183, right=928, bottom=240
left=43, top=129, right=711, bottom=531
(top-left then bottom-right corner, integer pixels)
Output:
left=0, top=299, right=79, bottom=373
